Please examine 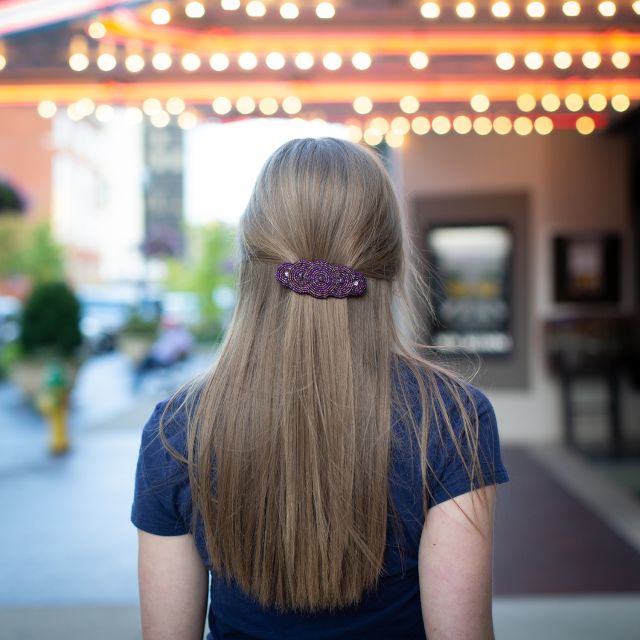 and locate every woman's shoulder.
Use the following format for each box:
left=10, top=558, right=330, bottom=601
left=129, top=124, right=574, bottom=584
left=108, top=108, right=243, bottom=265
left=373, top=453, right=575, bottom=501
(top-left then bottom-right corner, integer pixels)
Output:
left=139, top=384, right=193, bottom=463
left=392, top=354, right=493, bottom=421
